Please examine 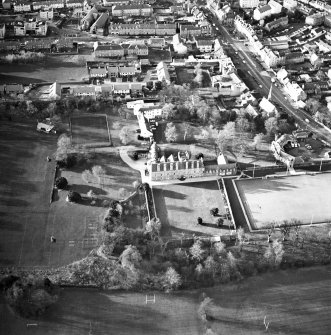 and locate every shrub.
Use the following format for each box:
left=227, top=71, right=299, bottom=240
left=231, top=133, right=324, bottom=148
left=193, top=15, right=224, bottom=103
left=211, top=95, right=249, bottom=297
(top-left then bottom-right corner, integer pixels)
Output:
left=210, top=208, right=219, bottom=216
left=66, top=191, right=81, bottom=203
left=55, top=177, right=68, bottom=189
